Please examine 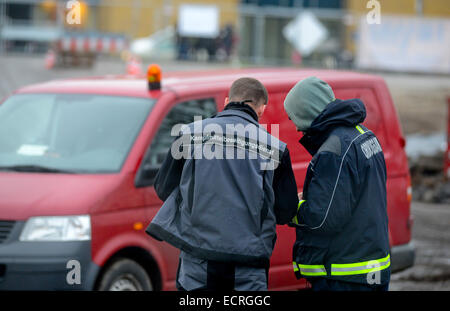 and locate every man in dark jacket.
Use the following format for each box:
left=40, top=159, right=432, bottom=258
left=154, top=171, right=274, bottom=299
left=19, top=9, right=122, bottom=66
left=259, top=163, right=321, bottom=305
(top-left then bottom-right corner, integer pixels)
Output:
left=284, top=76, right=390, bottom=291
left=147, top=77, right=298, bottom=291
